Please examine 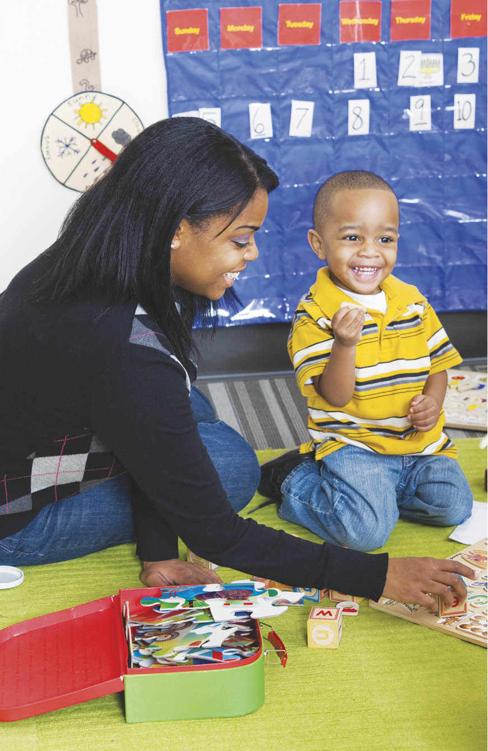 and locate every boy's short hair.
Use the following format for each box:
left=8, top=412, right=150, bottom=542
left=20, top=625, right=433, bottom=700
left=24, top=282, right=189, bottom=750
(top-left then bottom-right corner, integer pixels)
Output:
left=313, top=170, right=395, bottom=228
